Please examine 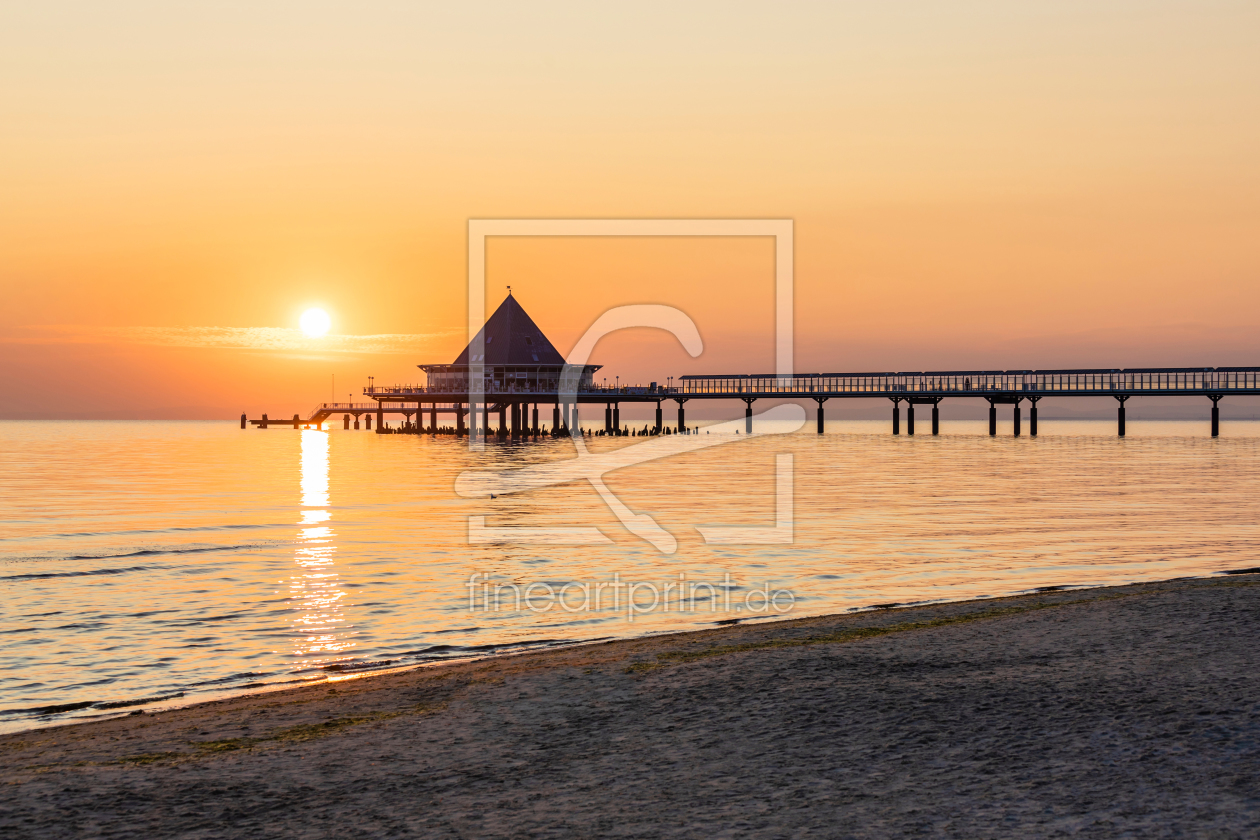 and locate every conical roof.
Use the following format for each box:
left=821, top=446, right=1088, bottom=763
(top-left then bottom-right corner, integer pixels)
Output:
left=452, top=293, right=567, bottom=365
